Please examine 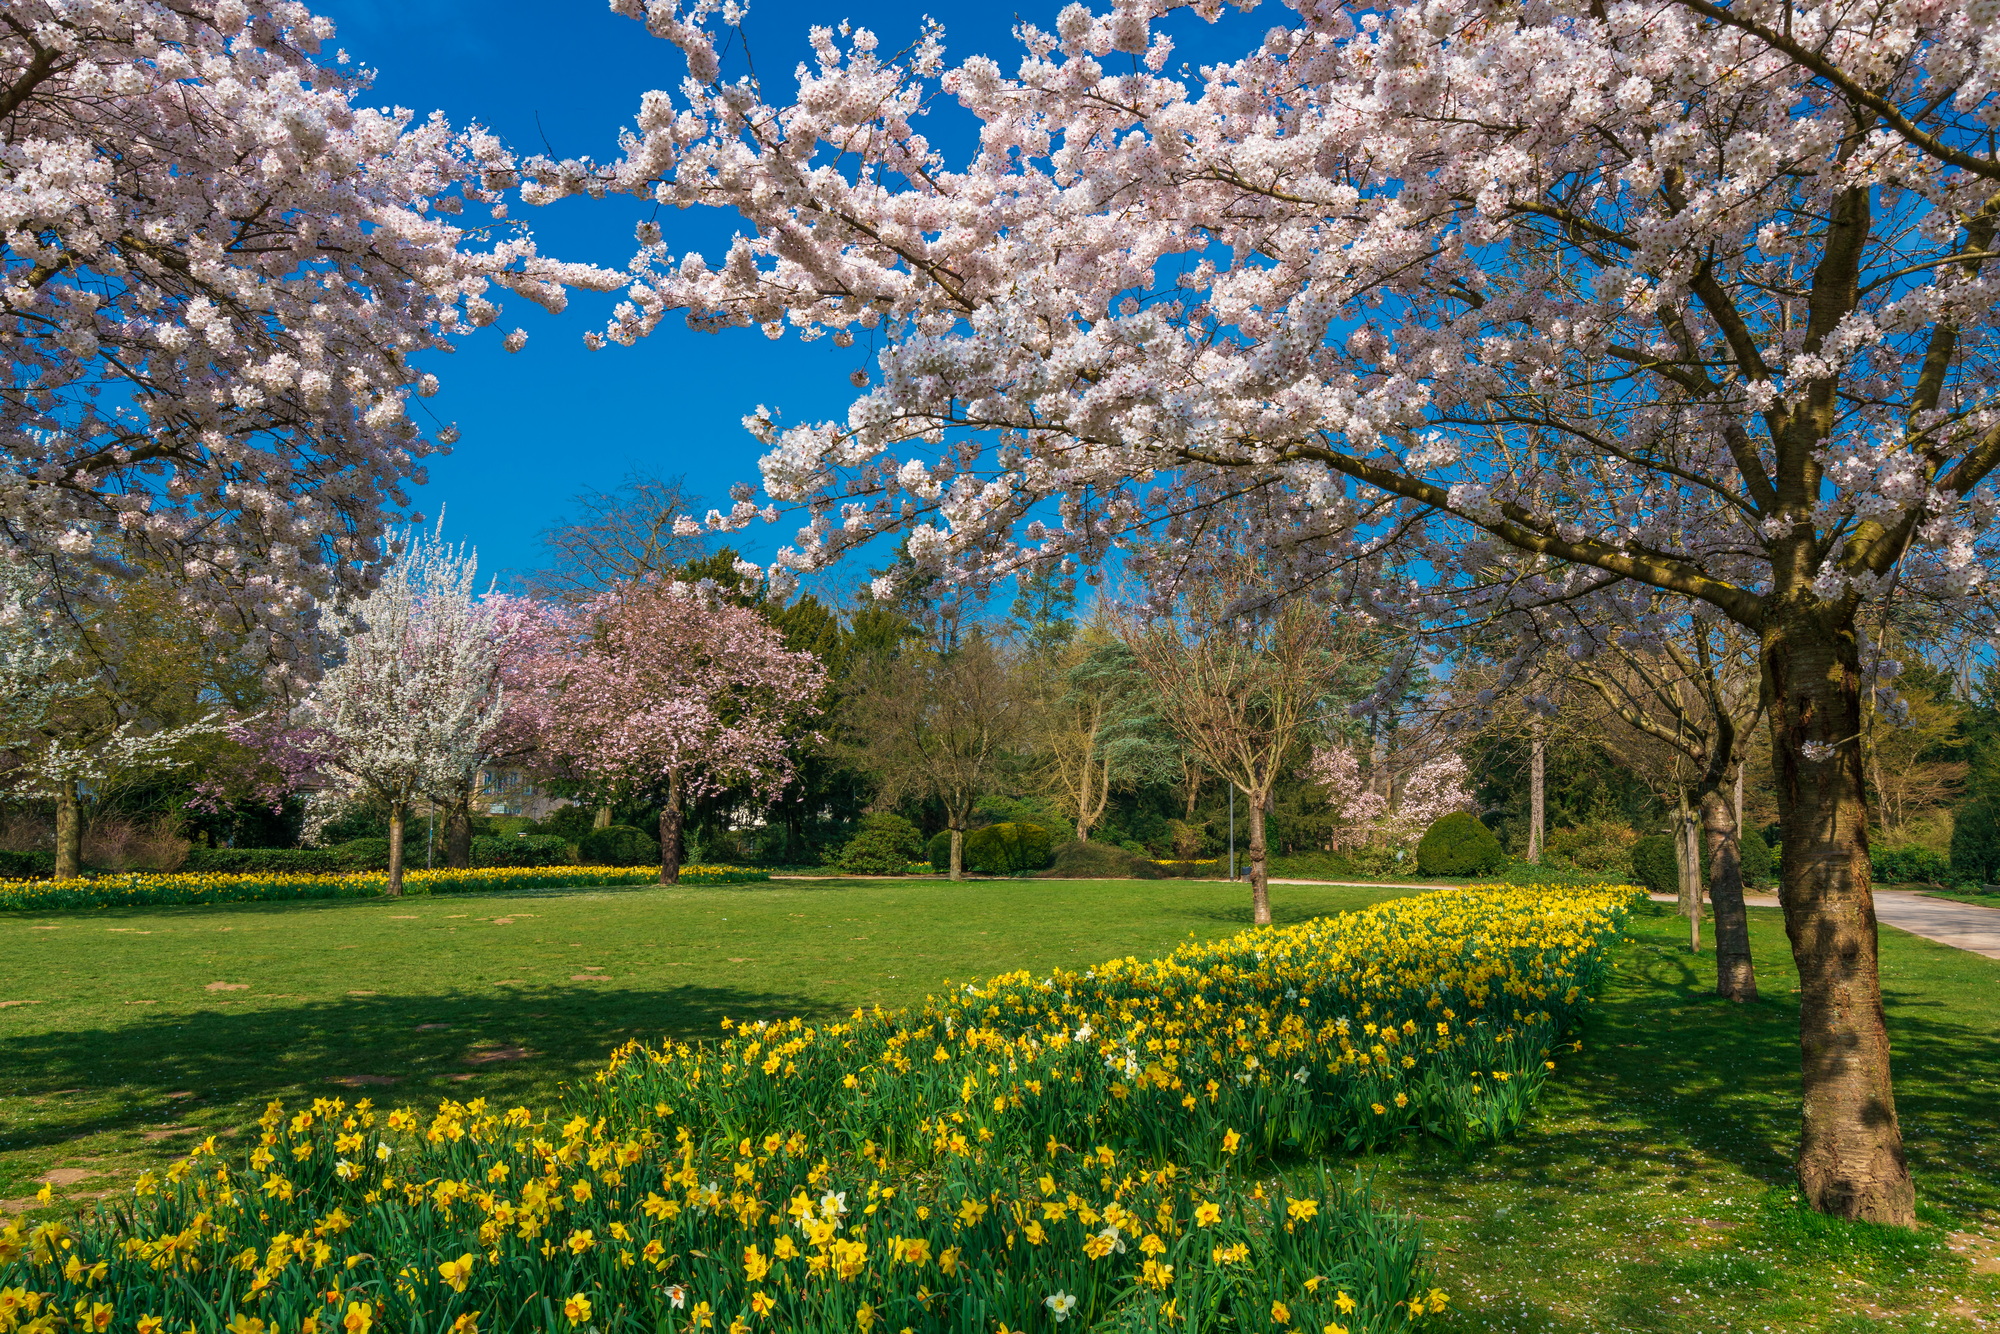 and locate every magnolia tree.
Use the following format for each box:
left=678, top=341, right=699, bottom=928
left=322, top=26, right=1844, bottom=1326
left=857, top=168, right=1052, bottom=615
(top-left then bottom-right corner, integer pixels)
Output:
left=297, top=527, right=506, bottom=895
left=1305, top=746, right=1475, bottom=852
left=0, top=557, right=220, bottom=877
left=0, top=0, right=614, bottom=676
left=547, top=0, right=2000, bottom=1225
left=540, top=584, right=825, bottom=884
